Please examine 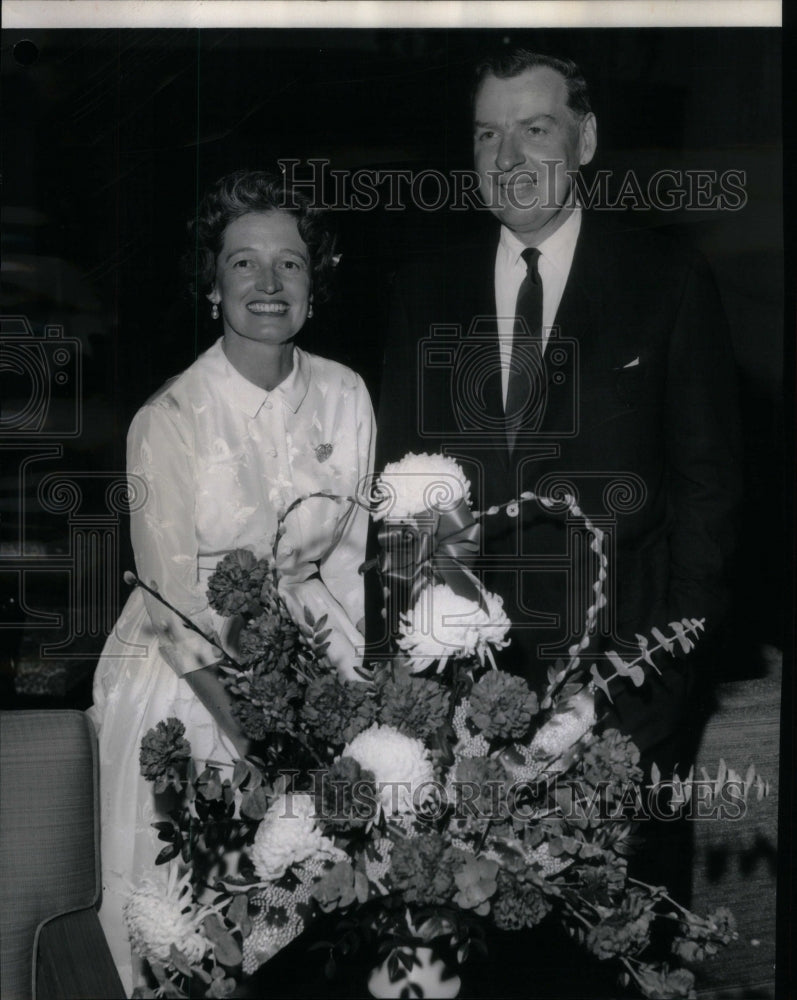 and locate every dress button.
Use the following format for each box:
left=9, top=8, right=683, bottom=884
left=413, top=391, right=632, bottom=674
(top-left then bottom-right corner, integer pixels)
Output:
left=263, top=400, right=273, bottom=410
left=269, top=449, right=277, bottom=458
